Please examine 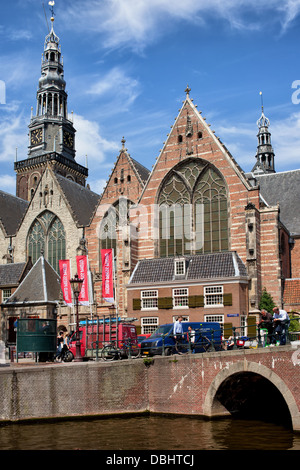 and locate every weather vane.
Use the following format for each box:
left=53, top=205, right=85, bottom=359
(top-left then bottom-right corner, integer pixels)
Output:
left=259, top=91, right=264, bottom=112
left=49, top=1, right=55, bottom=18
